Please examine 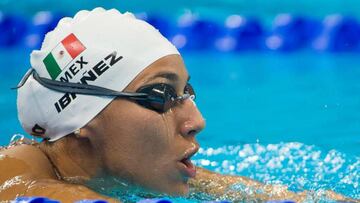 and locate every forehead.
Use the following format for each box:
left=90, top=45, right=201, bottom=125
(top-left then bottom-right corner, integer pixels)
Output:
left=125, top=54, right=189, bottom=90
